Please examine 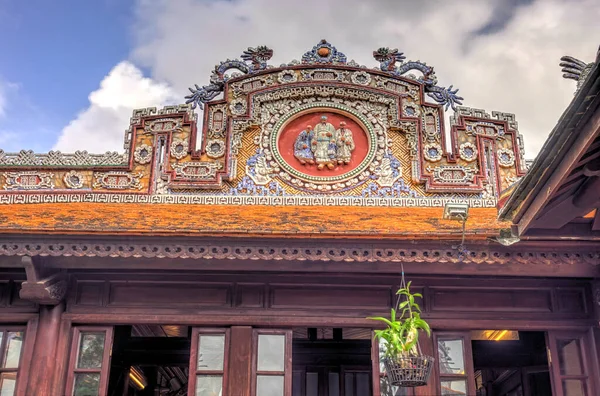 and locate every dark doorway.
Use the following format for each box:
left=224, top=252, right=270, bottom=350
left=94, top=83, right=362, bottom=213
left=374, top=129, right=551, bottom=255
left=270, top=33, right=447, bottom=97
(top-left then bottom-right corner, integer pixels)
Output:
left=292, top=328, right=372, bottom=396
left=107, top=325, right=190, bottom=396
left=471, top=331, right=552, bottom=396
